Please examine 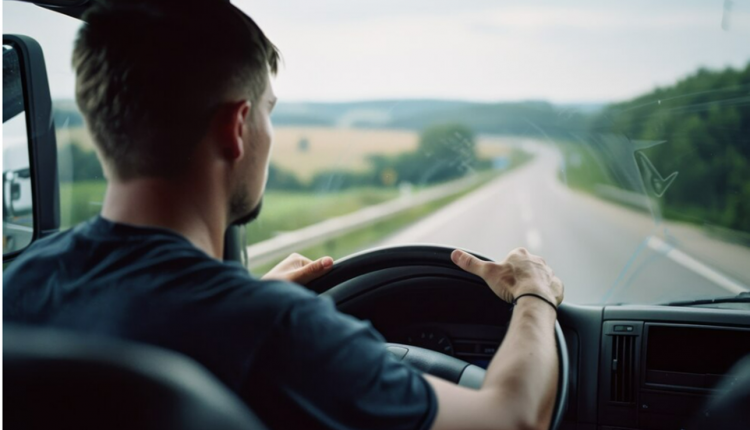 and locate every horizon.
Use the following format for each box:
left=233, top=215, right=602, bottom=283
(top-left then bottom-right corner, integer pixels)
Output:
left=5, top=1, right=750, bottom=104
